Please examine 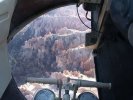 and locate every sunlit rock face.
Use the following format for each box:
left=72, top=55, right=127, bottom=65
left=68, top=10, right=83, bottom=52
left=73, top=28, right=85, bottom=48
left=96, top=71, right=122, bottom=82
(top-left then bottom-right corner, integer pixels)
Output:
left=8, top=5, right=97, bottom=100
left=20, top=28, right=94, bottom=77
